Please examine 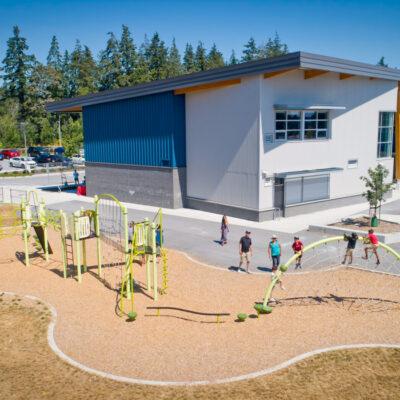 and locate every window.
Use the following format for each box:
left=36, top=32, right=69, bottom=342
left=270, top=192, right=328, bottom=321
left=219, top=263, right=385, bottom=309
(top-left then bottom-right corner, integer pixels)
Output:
left=377, top=112, right=394, bottom=158
left=284, top=174, right=330, bottom=205
left=275, top=111, right=301, bottom=140
left=347, top=159, right=358, bottom=169
left=275, top=110, right=329, bottom=141
left=304, top=111, right=328, bottom=140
